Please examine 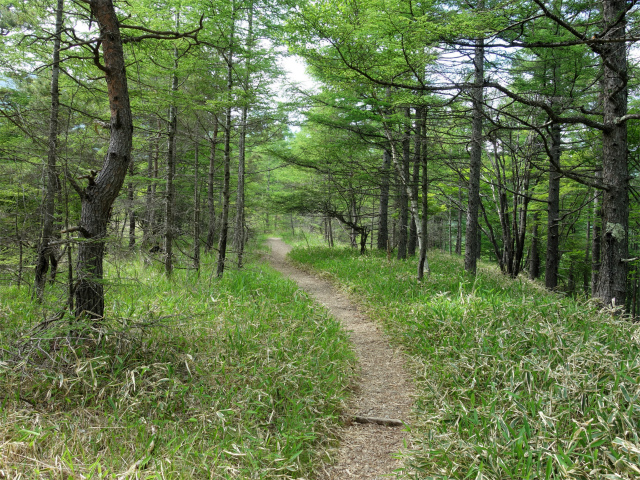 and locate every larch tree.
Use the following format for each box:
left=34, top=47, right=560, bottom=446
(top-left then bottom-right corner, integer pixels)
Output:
left=34, top=0, right=64, bottom=301
left=70, top=0, right=134, bottom=319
